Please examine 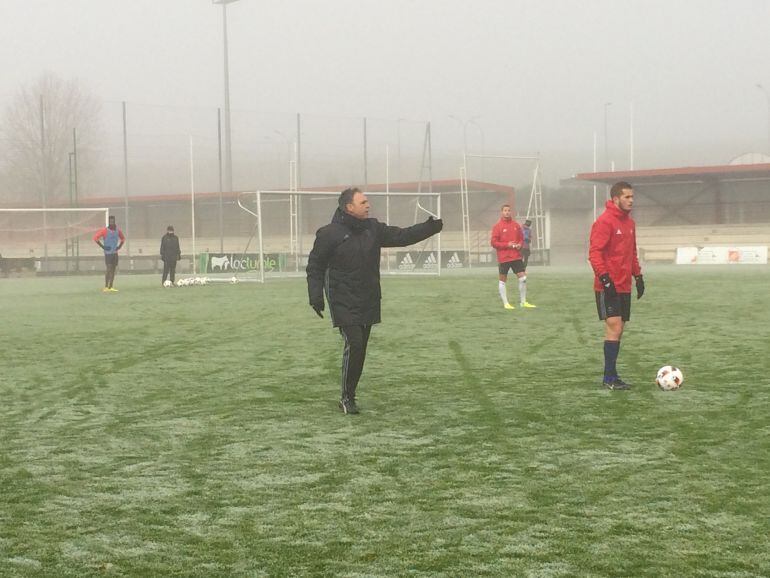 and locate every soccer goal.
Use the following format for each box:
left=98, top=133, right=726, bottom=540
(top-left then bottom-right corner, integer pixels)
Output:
left=460, top=153, right=547, bottom=266
left=0, top=208, right=109, bottom=272
left=235, top=189, right=443, bottom=282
